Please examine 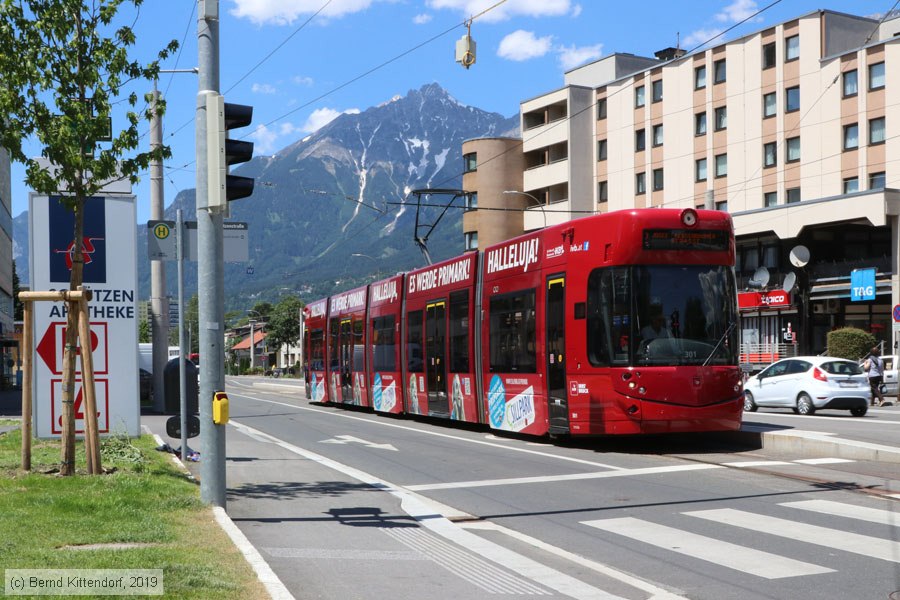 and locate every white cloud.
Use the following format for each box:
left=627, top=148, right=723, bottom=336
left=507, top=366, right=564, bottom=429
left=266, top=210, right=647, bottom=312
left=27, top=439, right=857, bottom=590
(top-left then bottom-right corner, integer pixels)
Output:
left=715, top=0, right=759, bottom=23
left=301, top=107, right=361, bottom=134
left=570, top=3, right=582, bottom=18
left=292, top=75, right=314, bottom=86
left=427, top=0, right=573, bottom=23
left=557, top=43, right=602, bottom=71
left=413, top=13, right=432, bottom=24
left=497, top=30, right=553, bottom=61
left=249, top=124, right=279, bottom=155
left=251, top=83, right=277, bottom=94
left=279, top=122, right=301, bottom=136
left=682, top=27, right=725, bottom=49
left=230, top=0, right=382, bottom=26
